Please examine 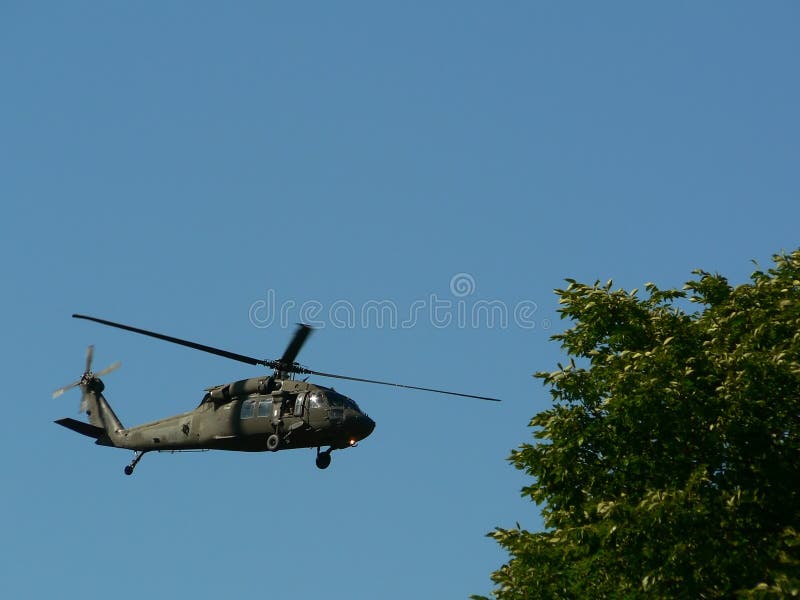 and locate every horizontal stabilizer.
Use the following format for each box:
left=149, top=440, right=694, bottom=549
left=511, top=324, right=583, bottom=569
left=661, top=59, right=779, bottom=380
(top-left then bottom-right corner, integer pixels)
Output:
left=55, top=418, right=106, bottom=439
